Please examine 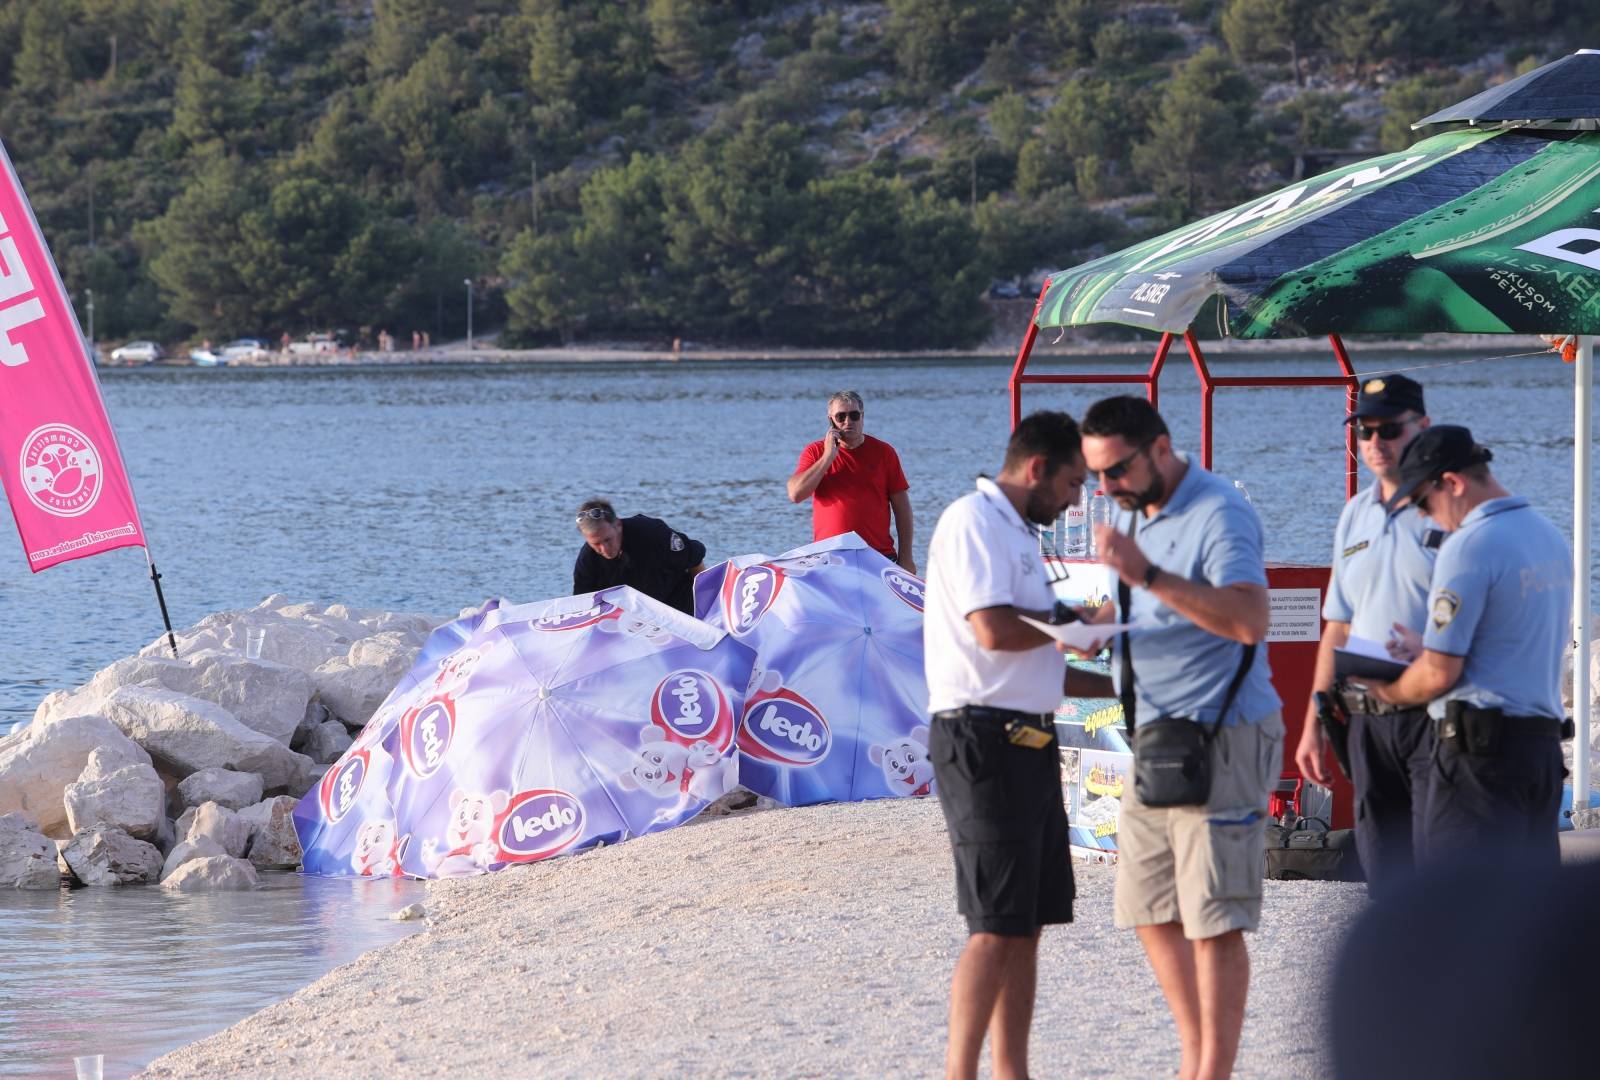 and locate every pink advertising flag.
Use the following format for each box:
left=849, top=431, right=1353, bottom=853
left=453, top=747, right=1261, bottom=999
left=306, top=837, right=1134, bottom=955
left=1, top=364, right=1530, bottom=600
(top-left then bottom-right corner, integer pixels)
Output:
left=0, top=138, right=146, bottom=572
